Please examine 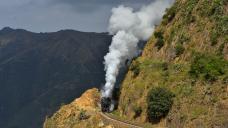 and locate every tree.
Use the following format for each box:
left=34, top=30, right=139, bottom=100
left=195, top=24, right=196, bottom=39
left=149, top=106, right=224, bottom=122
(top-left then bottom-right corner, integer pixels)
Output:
left=147, top=87, right=174, bottom=121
